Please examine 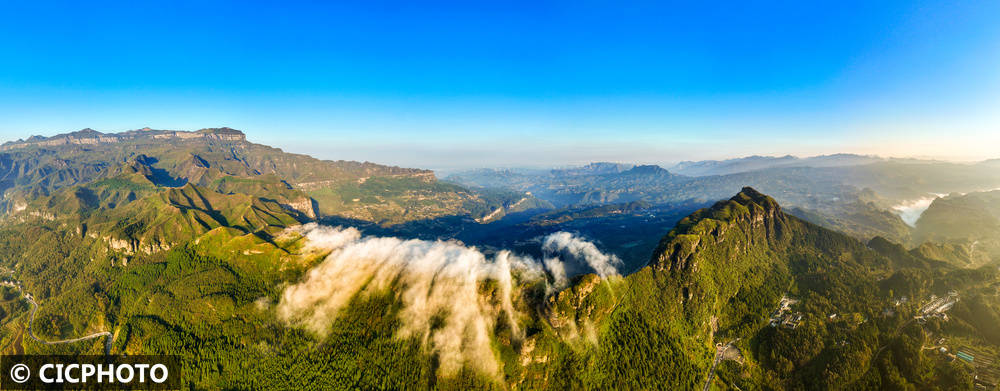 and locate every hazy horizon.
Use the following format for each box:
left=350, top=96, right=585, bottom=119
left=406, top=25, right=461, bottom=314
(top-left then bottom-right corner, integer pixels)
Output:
left=2, top=1, right=998, bottom=169
left=3, top=3, right=1000, bottom=388
left=4, top=125, right=998, bottom=174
